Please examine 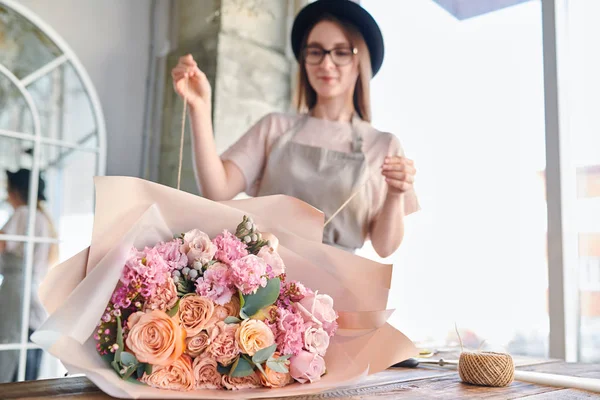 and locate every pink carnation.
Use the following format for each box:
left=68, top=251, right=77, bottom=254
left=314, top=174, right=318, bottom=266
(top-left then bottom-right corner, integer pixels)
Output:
left=154, top=239, right=187, bottom=271
left=268, top=307, right=305, bottom=356
left=120, top=247, right=170, bottom=299
left=230, top=255, right=268, bottom=295
left=212, top=230, right=248, bottom=265
left=195, top=262, right=236, bottom=305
